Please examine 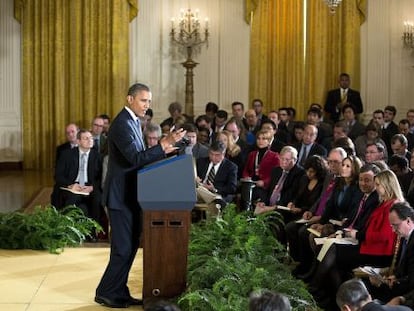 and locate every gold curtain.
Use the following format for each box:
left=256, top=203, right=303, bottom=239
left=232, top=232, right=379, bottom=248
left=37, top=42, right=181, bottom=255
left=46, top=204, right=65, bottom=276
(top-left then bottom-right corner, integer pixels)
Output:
left=249, top=0, right=305, bottom=120
left=14, top=0, right=138, bottom=169
left=304, top=0, right=366, bottom=108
